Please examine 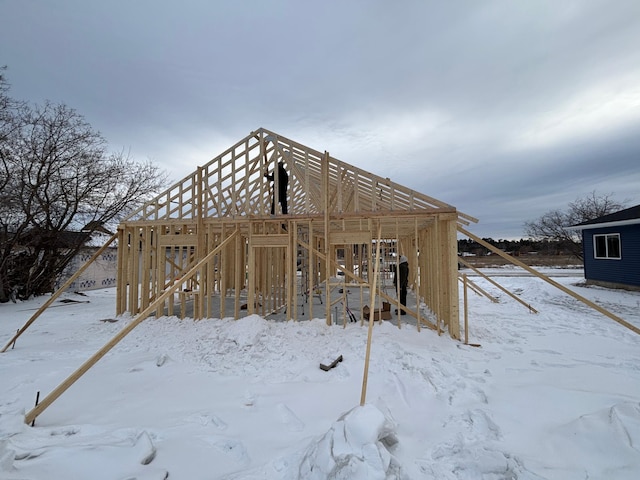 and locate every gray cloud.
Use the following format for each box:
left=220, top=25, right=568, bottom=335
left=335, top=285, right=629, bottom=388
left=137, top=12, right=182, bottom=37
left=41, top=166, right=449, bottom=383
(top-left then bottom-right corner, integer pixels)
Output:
left=2, top=0, right=639, bottom=238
